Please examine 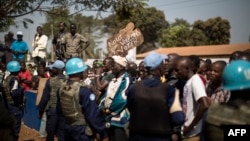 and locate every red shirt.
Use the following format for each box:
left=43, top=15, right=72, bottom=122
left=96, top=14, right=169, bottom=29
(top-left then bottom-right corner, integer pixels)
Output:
left=19, top=69, right=32, bottom=91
